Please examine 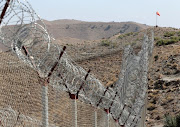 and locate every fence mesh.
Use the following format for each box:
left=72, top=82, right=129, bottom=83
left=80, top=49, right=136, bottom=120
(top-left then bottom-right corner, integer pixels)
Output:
left=0, top=52, right=125, bottom=126
left=0, top=52, right=42, bottom=126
